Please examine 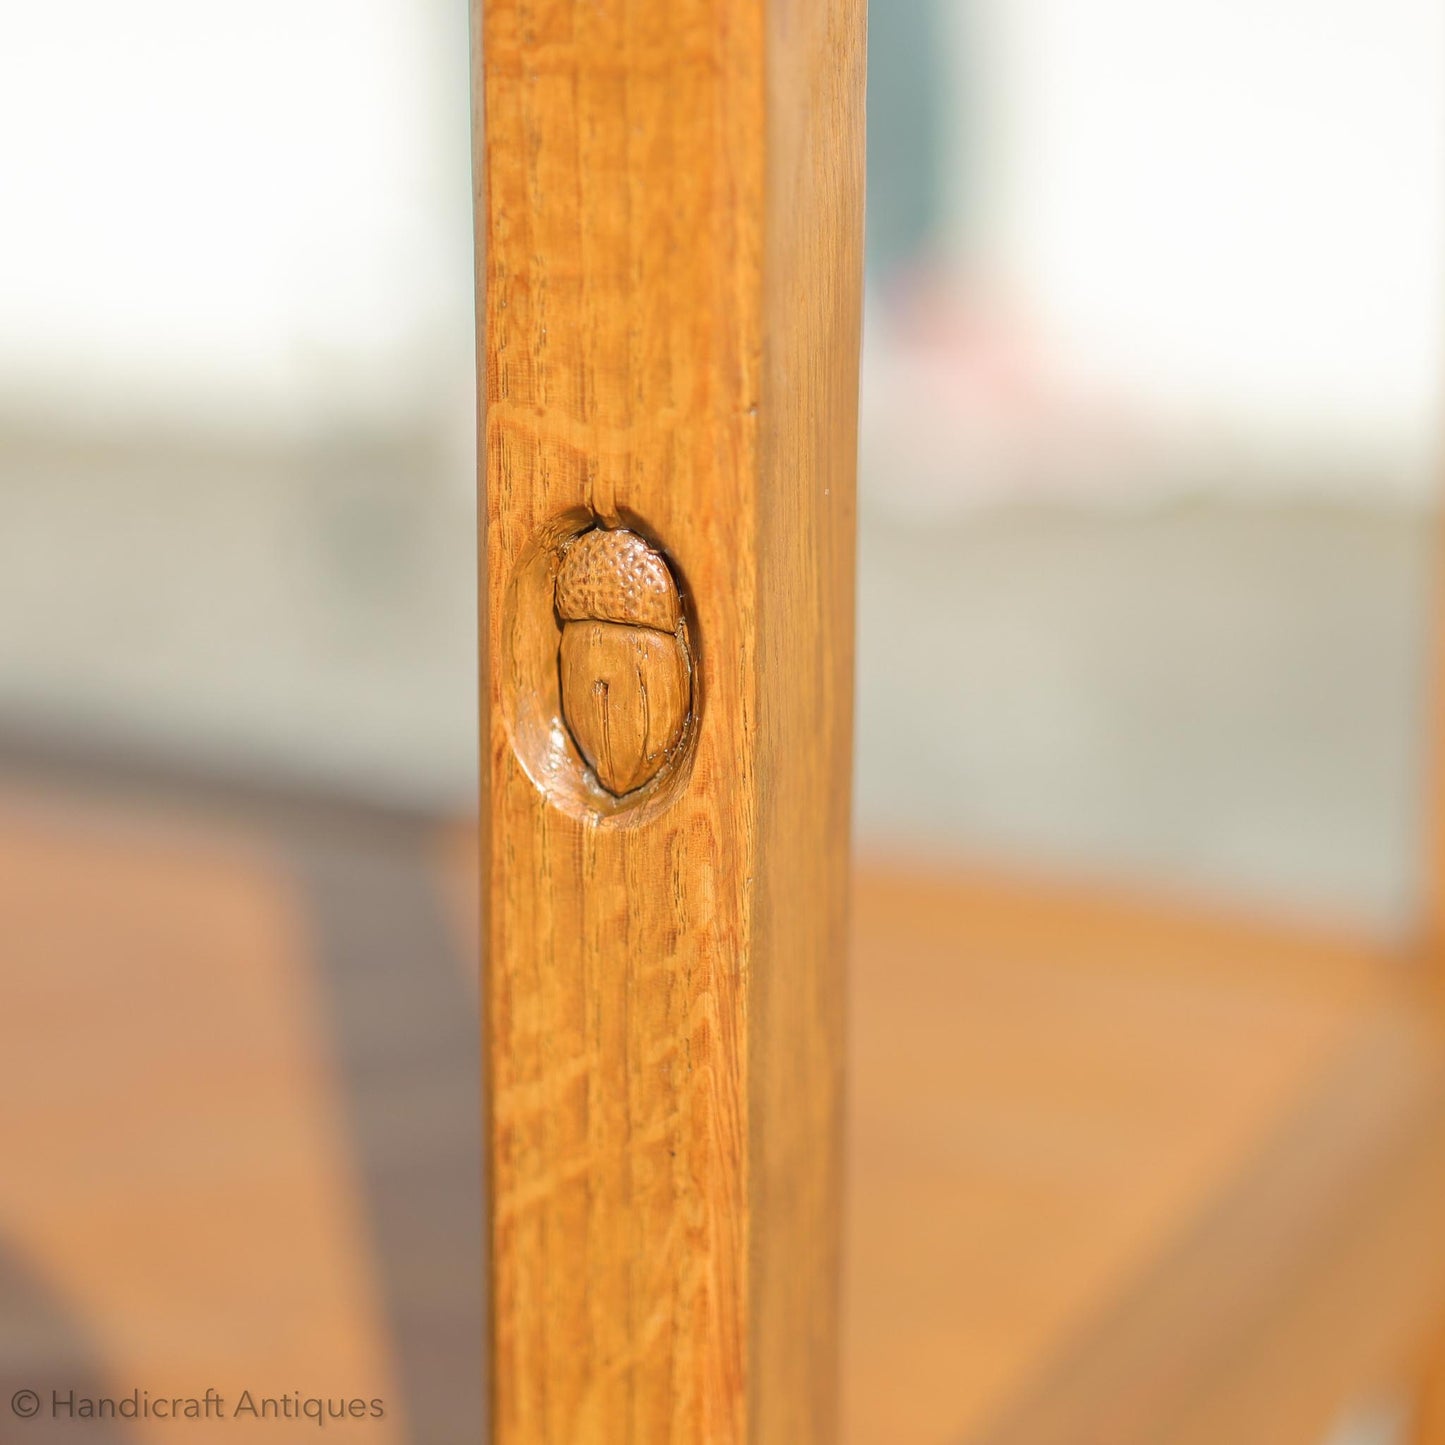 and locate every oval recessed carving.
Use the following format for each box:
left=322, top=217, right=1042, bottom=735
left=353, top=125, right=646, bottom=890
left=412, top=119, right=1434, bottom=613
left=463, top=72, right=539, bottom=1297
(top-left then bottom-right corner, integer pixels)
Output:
left=555, top=529, right=692, bottom=796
